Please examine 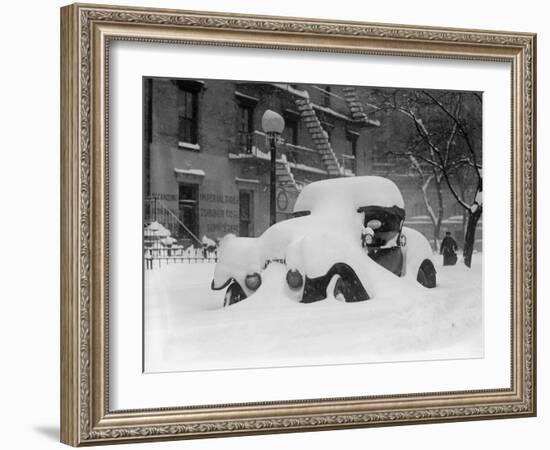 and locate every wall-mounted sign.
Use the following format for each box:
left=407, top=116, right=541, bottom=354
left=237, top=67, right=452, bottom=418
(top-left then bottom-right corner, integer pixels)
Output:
left=277, top=189, right=289, bottom=211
